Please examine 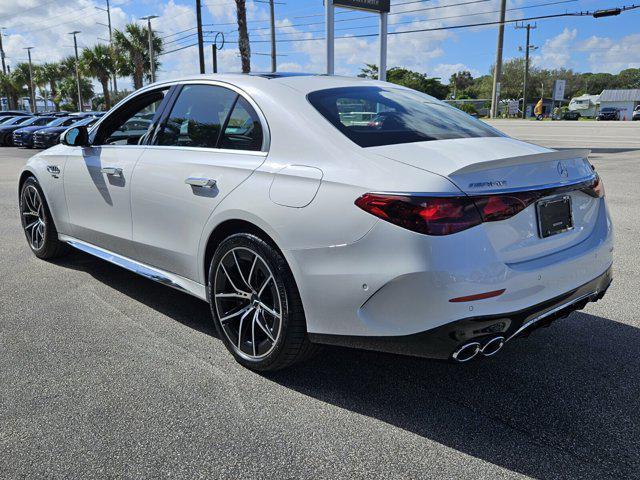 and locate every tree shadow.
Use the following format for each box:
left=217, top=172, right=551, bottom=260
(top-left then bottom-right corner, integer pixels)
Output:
left=54, top=250, right=638, bottom=478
